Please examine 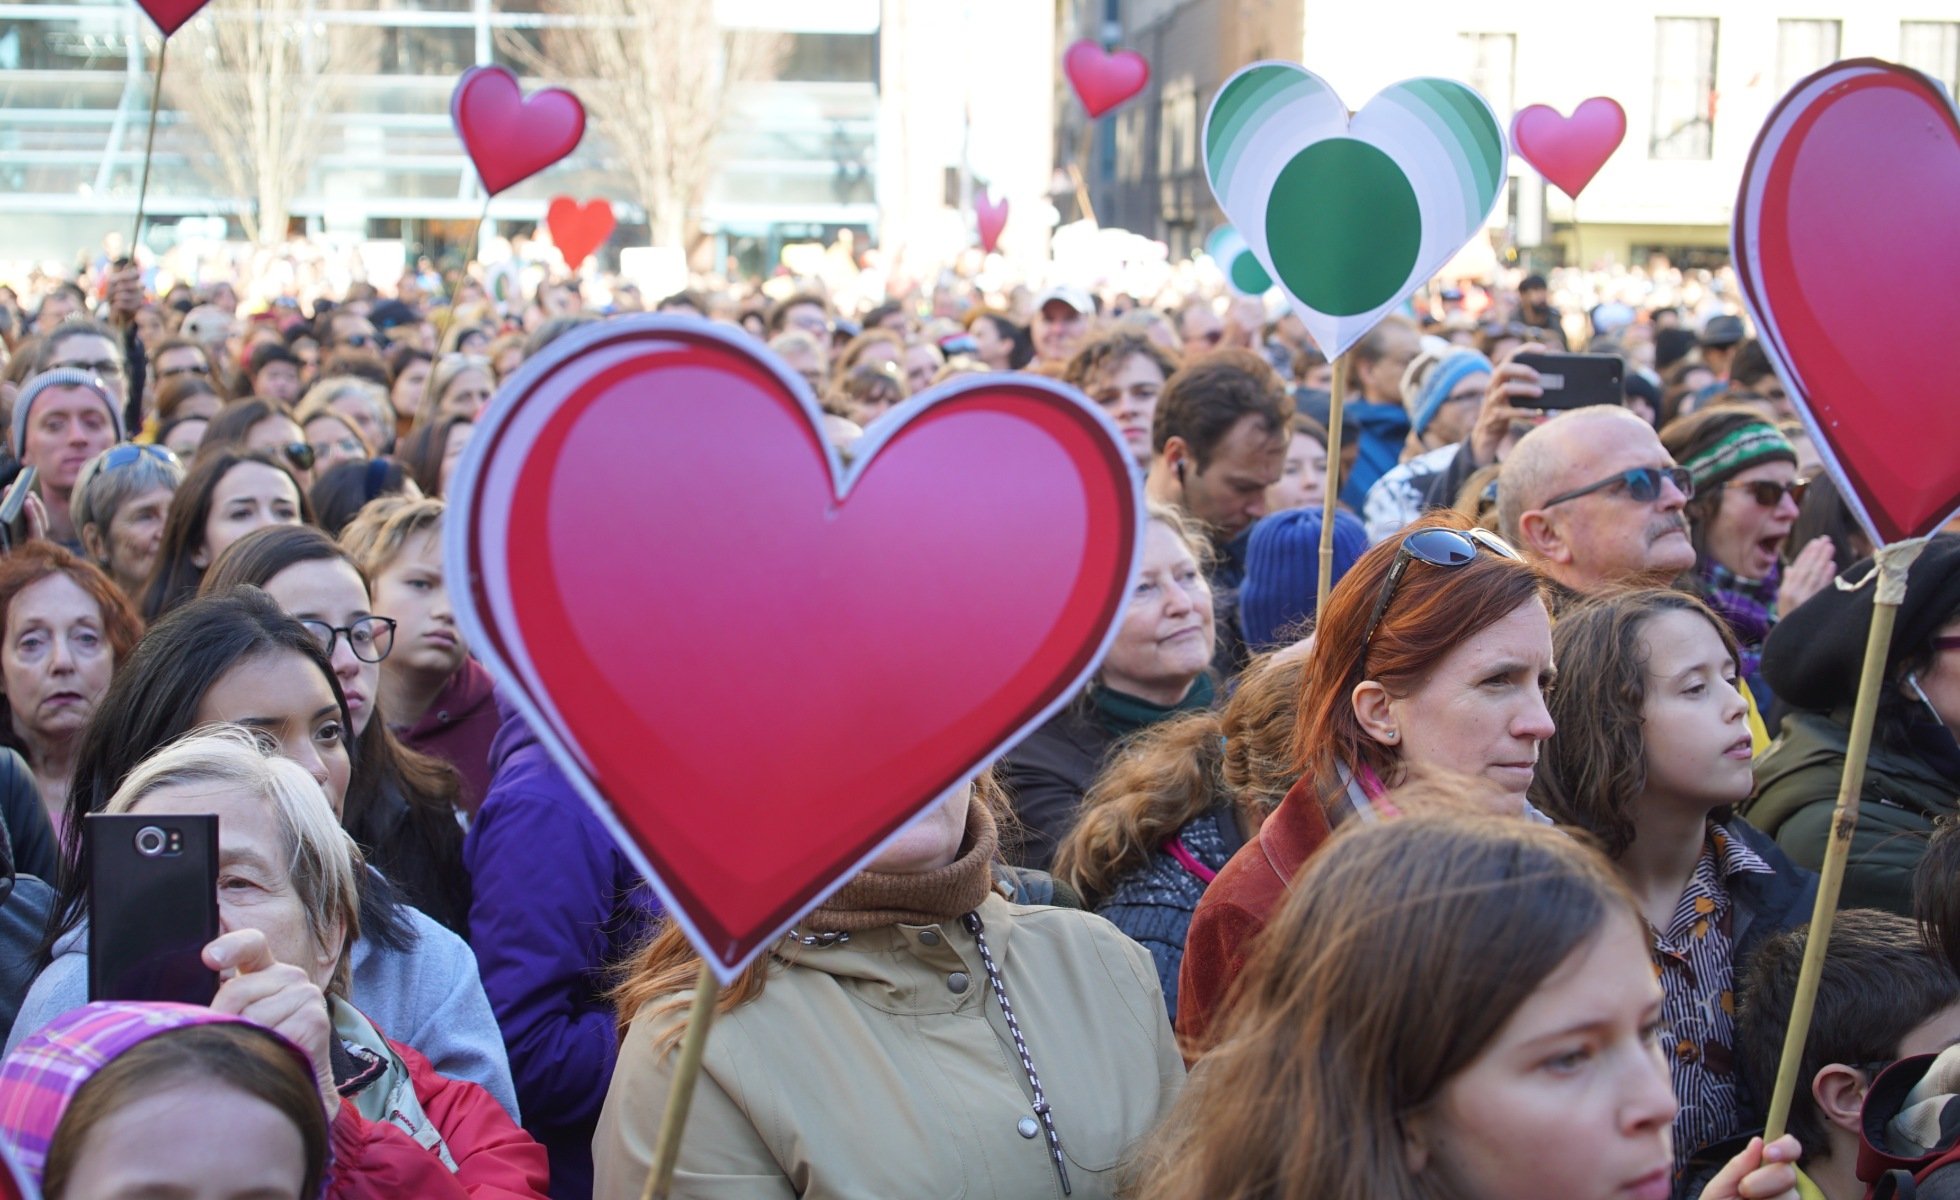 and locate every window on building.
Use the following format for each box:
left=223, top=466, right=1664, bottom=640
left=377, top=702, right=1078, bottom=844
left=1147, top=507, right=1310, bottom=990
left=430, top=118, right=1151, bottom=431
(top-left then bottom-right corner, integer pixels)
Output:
left=1650, top=17, right=1718, bottom=160
left=777, top=33, right=876, bottom=84
left=379, top=24, right=474, bottom=77
left=1459, top=32, right=1516, bottom=123
left=1901, top=21, right=1960, bottom=97
left=1776, top=19, right=1840, bottom=93
left=0, top=17, right=129, bottom=71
